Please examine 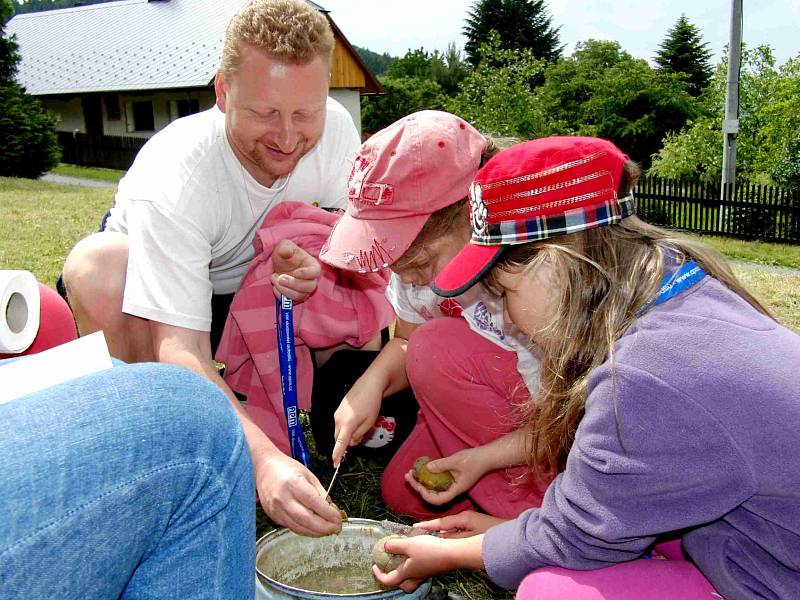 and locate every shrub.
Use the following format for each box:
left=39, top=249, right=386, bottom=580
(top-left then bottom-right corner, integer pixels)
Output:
left=0, top=85, right=60, bottom=178
left=1, top=0, right=60, bottom=178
